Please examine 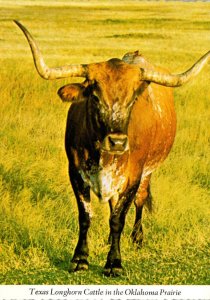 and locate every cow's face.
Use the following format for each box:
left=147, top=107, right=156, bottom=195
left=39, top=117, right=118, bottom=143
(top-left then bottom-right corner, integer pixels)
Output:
left=58, top=59, right=144, bottom=154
